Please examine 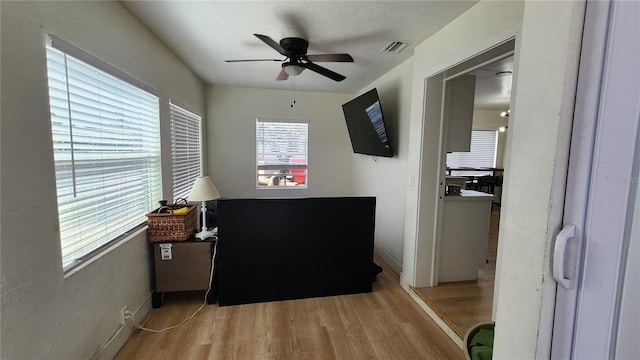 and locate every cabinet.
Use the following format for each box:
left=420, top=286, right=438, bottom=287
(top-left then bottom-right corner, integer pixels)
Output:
left=151, top=237, right=216, bottom=308
left=439, top=190, right=494, bottom=282
left=445, top=75, right=476, bottom=152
